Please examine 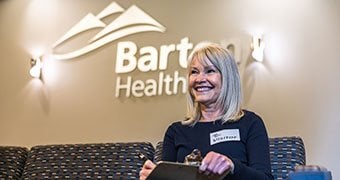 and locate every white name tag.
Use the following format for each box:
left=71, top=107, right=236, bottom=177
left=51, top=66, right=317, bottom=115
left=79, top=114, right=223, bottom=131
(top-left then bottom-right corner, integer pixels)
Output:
left=210, top=129, right=240, bottom=145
